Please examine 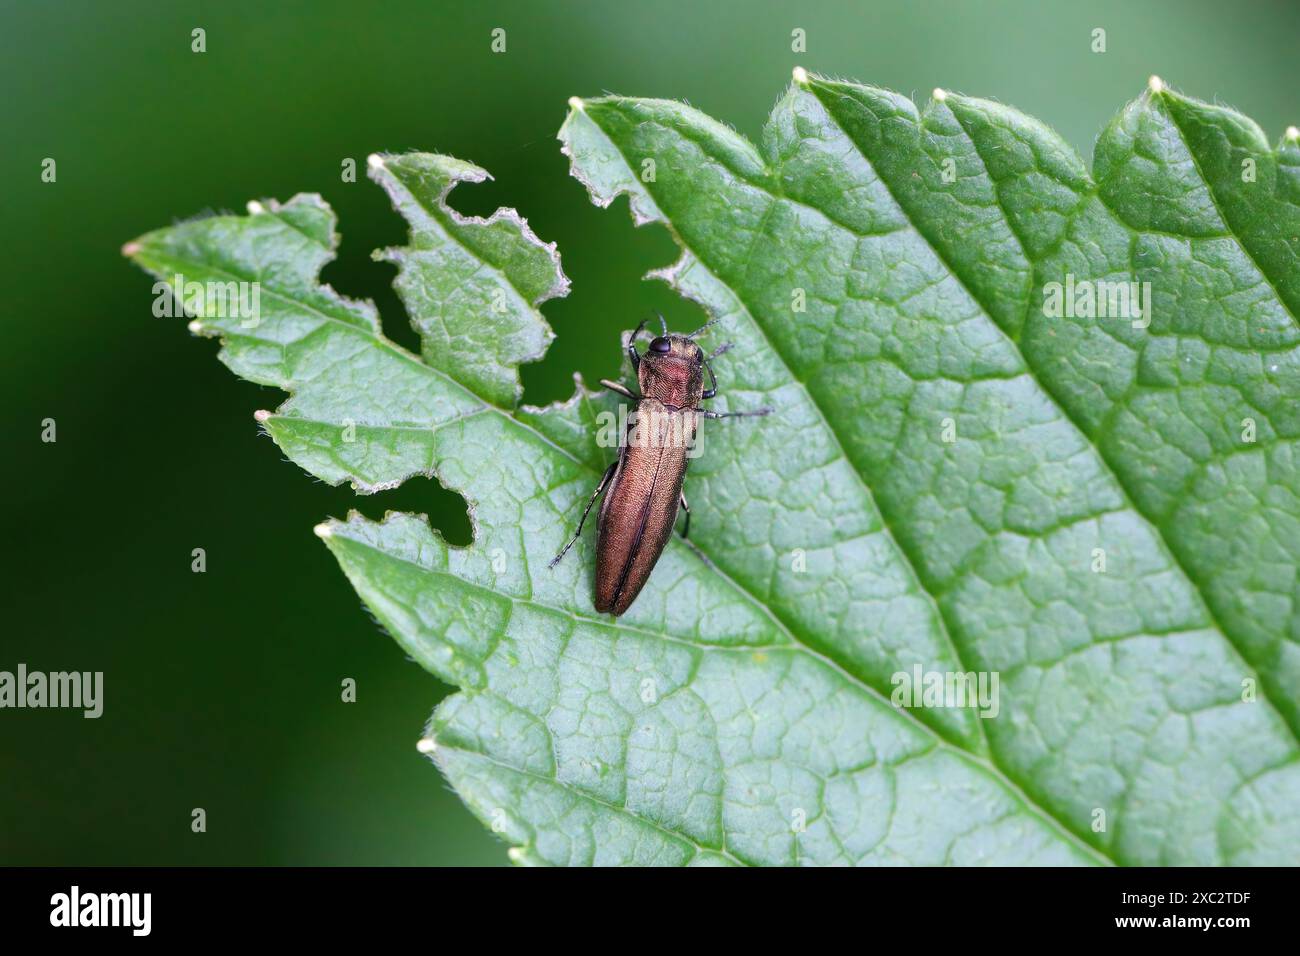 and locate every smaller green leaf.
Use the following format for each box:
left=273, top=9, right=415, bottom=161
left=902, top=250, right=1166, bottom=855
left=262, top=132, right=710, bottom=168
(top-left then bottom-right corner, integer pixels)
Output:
left=370, top=153, right=565, bottom=407
left=124, top=154, right=568, bottom=494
